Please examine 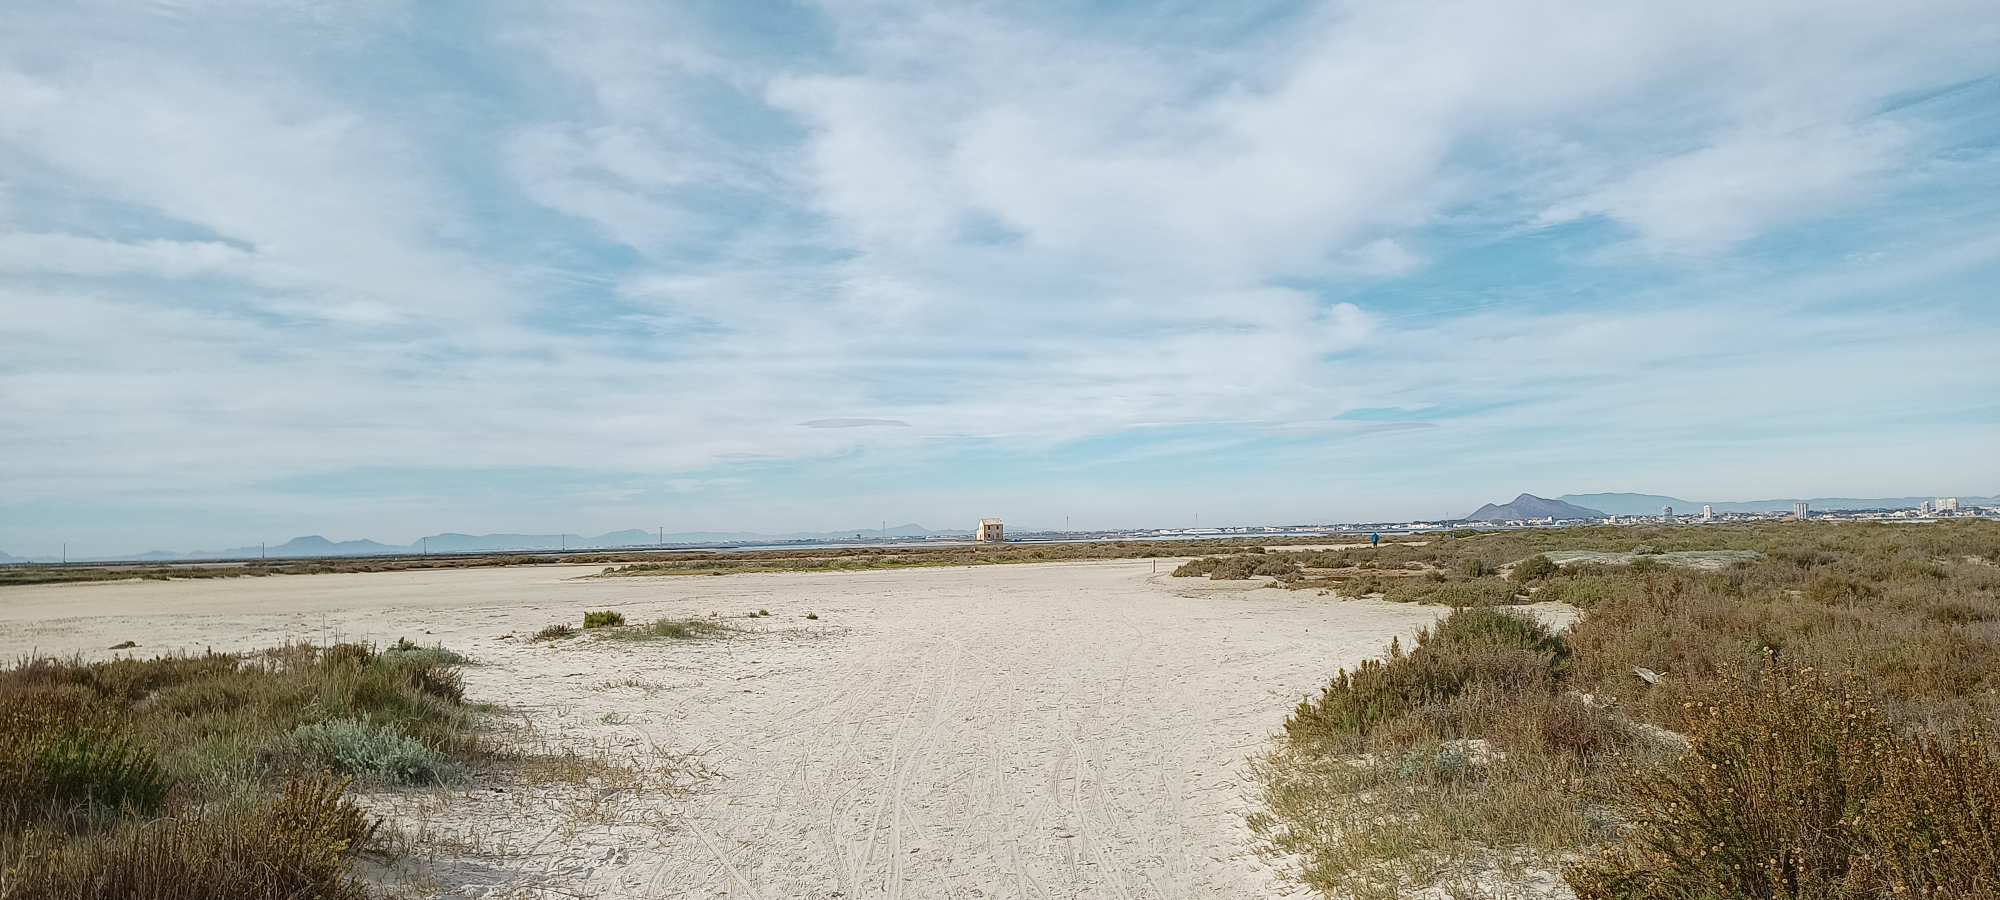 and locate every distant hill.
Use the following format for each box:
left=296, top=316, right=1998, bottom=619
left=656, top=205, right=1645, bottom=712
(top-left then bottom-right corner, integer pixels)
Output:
left=1464, top=494, right=1606, bottom=522
left=125, top=524, right=957, bottom=561
left=0, top=549, right=23, bottom=564
left=1472, top=492, right=1608, bottom=520
left=1560, top=492, right=1999, bottom=516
